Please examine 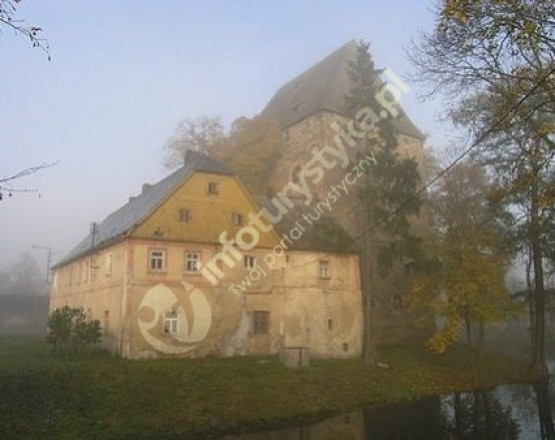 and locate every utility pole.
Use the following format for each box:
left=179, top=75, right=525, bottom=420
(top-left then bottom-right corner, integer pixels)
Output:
left=32, top=245, right=52, bottom=283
